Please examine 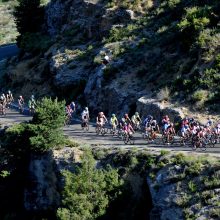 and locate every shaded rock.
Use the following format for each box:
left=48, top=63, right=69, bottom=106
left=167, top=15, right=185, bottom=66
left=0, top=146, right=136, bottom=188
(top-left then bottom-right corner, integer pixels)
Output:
left=24, top=152, right=60, bottom=211
left=137, top=97, right=185, bottom=122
